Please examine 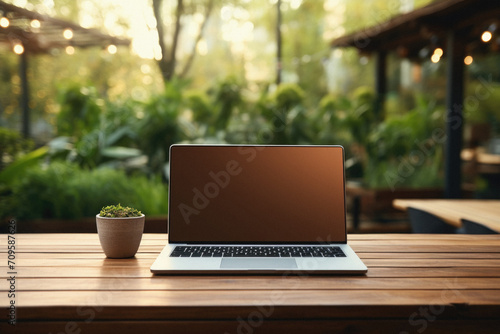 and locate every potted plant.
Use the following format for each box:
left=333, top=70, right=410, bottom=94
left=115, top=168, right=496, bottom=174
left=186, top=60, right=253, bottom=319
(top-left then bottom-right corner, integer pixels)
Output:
left=96, top=204, right=145, bottom=258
